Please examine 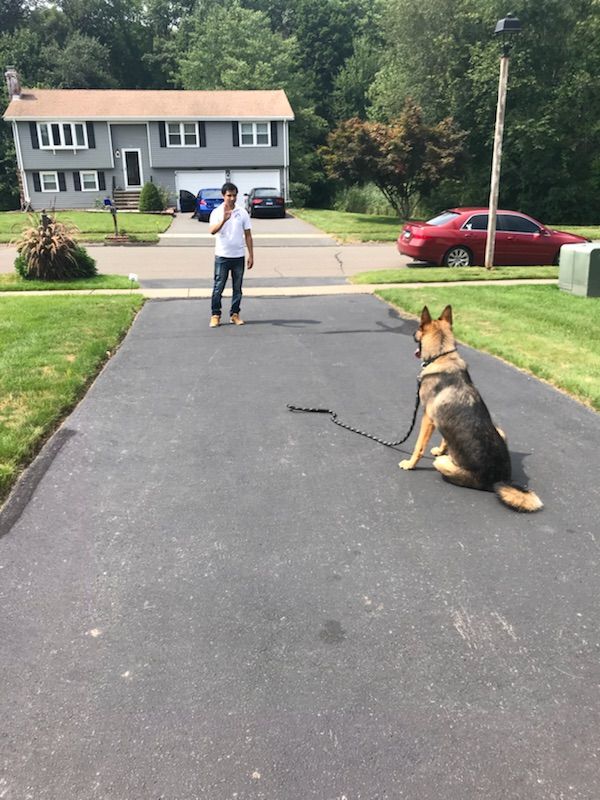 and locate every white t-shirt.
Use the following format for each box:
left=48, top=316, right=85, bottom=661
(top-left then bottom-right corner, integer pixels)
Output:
left=210, top=204, right=252, bottom=258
